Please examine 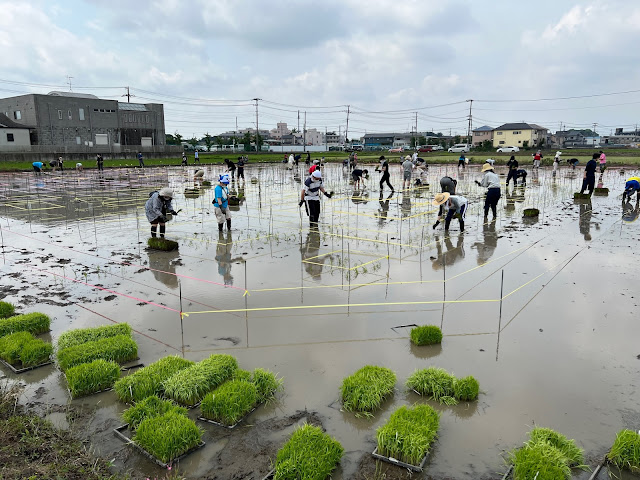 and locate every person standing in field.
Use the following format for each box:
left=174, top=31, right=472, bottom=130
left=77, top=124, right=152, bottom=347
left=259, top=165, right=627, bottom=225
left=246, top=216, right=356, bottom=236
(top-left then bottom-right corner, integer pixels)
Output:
left=236, top=156, right=245, bottom=181
left=194, top=150, right=200, bottom=164
left=377, top=155, right=394, bottom=193
left=599, top=150, right=606, bottom=173
left=506, top=155, right=519, bottom=186
left=299, top=170, right=332, bottom=226
left=145, top=188, right=177, bottom=238
left=458, top=153, right=466, bottom=169
left=213, top=174, right=232, bottom=232
left=580, top=154, right=598, bottom=195
left=402, top=155, right=414, bottom=190
left=137, top=152, right=144, bottom=168
left=553, top=151, right=561, bottom=177
left=96, top=153, right=104, bottom=172
left=181, top=152, right=188, bottom=166
left=532, top=150, right=543, bottom=169
left=475, top=163, right=501, bottom=220
left=432, top=192, right=468, bottom=232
